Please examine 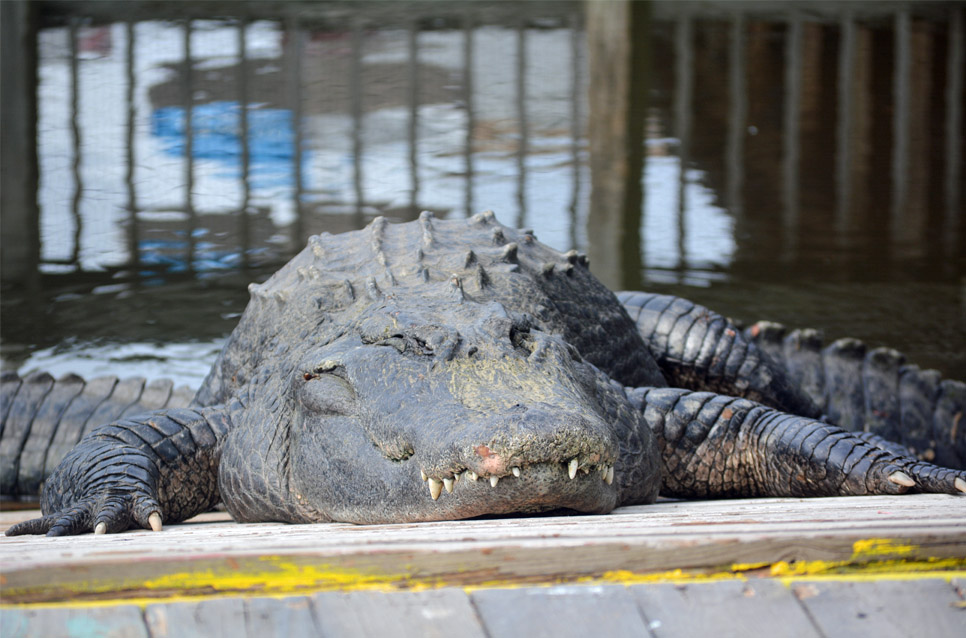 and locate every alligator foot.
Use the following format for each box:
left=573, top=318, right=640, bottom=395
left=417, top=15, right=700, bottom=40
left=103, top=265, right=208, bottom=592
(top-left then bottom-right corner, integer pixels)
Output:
left=4, top=407, right=227, bottom=536
left=629, top=388, right=966, bottom=499
left=4, top=437, right=165, bottom=537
